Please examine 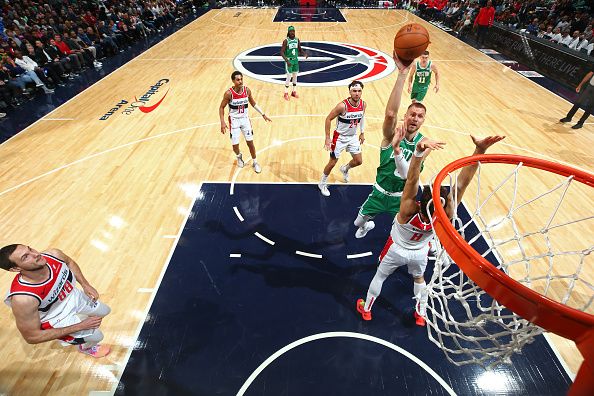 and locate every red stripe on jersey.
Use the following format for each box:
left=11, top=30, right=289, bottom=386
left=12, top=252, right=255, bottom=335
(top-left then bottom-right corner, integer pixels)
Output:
left=330, top=130, right=340, bottom=152
left=343, top=98, right=364, bottom=112
left=378, top=236, right=394, bottom=263
left=229, top=86, right=248, bottom=99
left=41, top=321, right=75, bottom=342
left=409, top=213, right=432, bottom=231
